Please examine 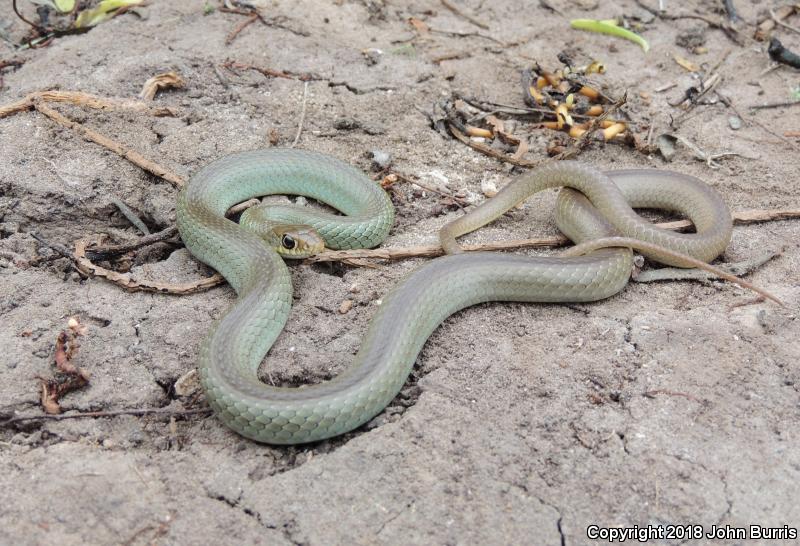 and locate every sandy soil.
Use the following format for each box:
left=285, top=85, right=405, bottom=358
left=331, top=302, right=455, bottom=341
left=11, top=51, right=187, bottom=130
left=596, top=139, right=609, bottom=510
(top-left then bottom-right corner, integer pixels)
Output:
left=1, top=1, right=799, bottom=545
